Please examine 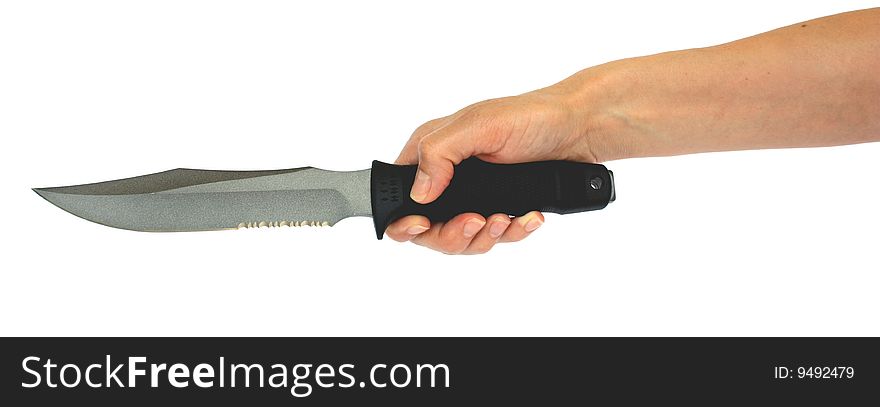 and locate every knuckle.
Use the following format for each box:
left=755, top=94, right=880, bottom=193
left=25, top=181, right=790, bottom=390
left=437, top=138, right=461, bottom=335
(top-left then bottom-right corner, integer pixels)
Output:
left=417, top=137, right=442, bottom=155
